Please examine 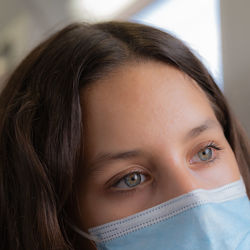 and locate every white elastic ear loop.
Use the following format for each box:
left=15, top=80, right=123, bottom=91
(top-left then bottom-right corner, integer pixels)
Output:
left=68, top=222, right=101, bottom=243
